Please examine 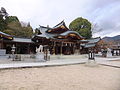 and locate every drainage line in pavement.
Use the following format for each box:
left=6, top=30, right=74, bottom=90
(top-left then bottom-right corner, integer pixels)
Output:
left=100, top=64, right=120, bottom=68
